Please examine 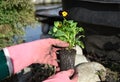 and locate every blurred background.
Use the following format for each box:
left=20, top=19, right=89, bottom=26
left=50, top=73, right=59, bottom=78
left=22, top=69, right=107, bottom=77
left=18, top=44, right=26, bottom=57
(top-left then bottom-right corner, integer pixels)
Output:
left=23, top=0, right=62, bottom=42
